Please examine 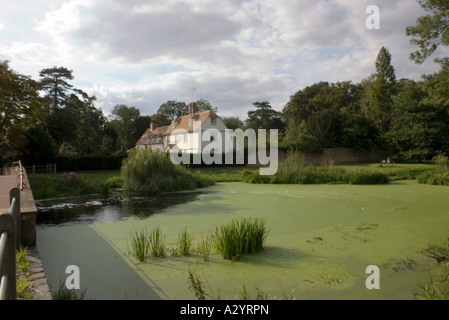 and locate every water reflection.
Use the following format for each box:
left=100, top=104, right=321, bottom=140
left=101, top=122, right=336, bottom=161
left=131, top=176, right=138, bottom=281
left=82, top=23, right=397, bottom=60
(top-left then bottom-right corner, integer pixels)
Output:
left=36, top=191, right=208, bottom=228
